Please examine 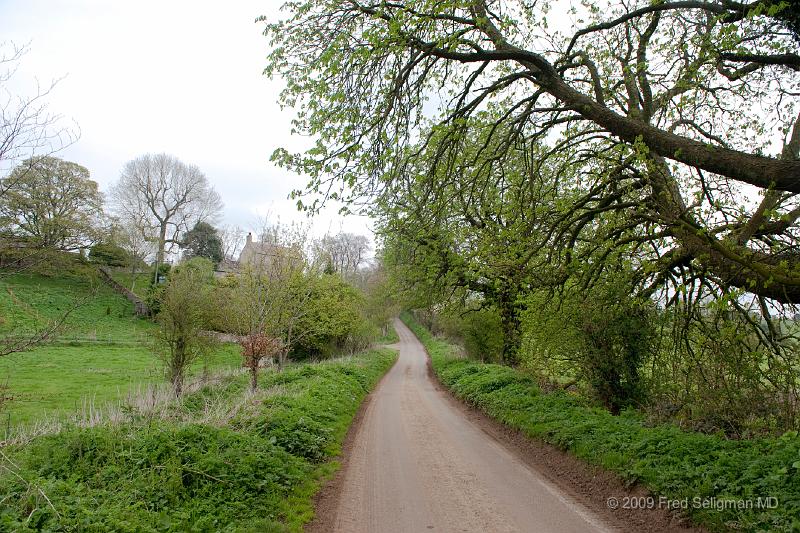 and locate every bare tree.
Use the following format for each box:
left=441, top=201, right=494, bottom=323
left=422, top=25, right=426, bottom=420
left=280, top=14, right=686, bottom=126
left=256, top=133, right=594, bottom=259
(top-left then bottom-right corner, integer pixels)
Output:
left=313, top=232, right=371, bottom=277
left=226, top=222, right=318, bottom=371
left=110, top=153, right=222, bottom=279
left=108, top=216, right=155, bottom=292
left=219, top=224, right=246, bottom=262
left=0, top=42, right=85, bottom=359
left=1, top=42, right=76, bottom=196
